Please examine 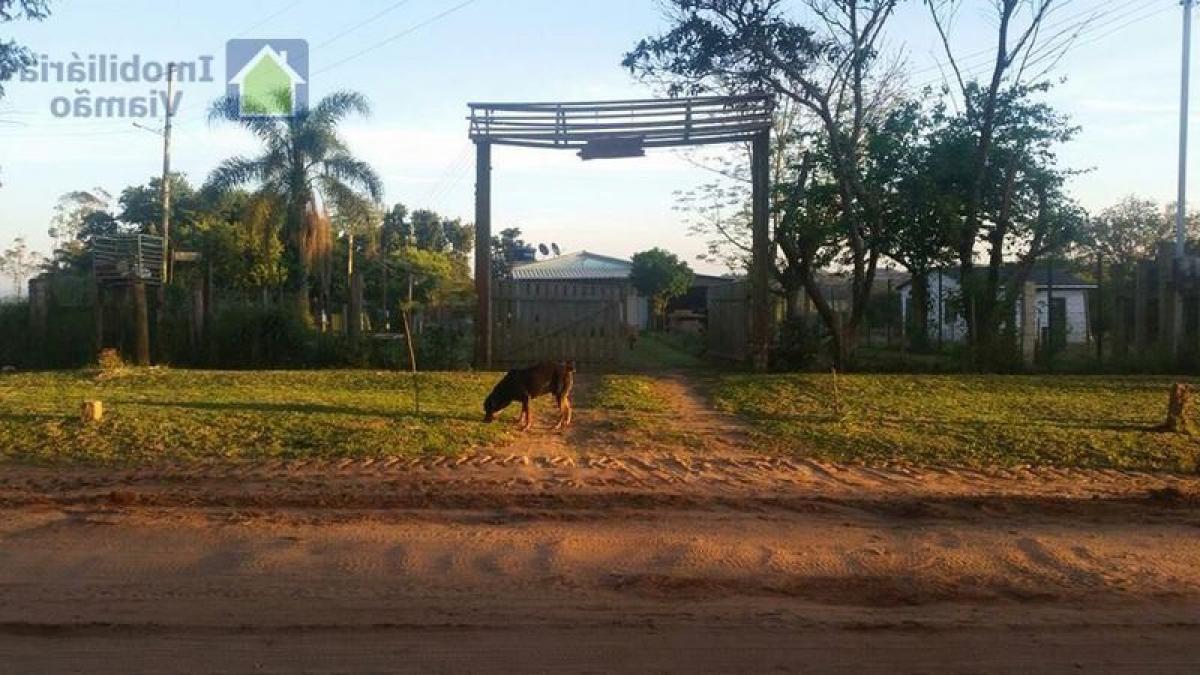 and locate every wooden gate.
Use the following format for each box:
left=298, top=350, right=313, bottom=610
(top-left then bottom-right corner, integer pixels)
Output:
left=706, top=280, right=751, bottom=362
left=491, top=280, right=624, bottom=368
